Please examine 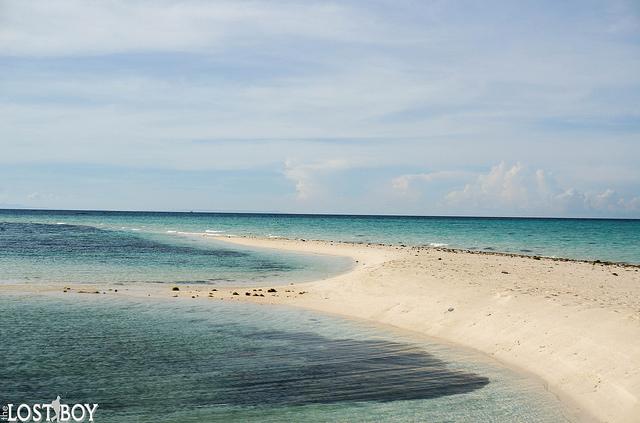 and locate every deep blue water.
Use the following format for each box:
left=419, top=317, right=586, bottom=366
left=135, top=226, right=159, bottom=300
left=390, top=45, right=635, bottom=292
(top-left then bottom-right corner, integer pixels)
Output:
left=0, top=219, right=350, bottom=285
